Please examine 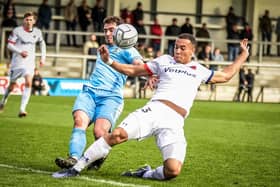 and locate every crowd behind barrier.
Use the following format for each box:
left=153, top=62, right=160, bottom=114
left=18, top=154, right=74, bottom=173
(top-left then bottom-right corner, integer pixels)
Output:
left=0, top=1, right=279, bottom=103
